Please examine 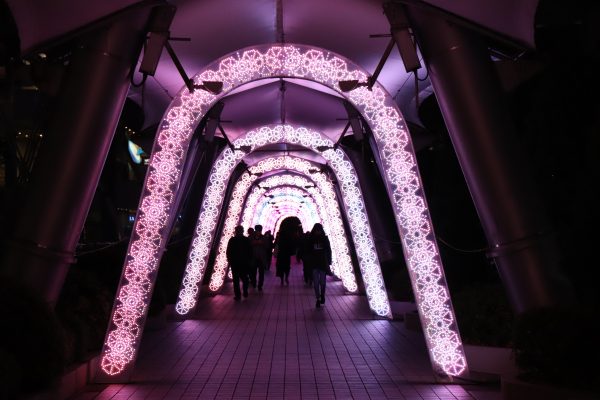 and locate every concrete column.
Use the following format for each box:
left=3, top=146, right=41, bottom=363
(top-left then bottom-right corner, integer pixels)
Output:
left=1, top=7, right=153, bottom=305
left=384, top=2, right=573, bottom=312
